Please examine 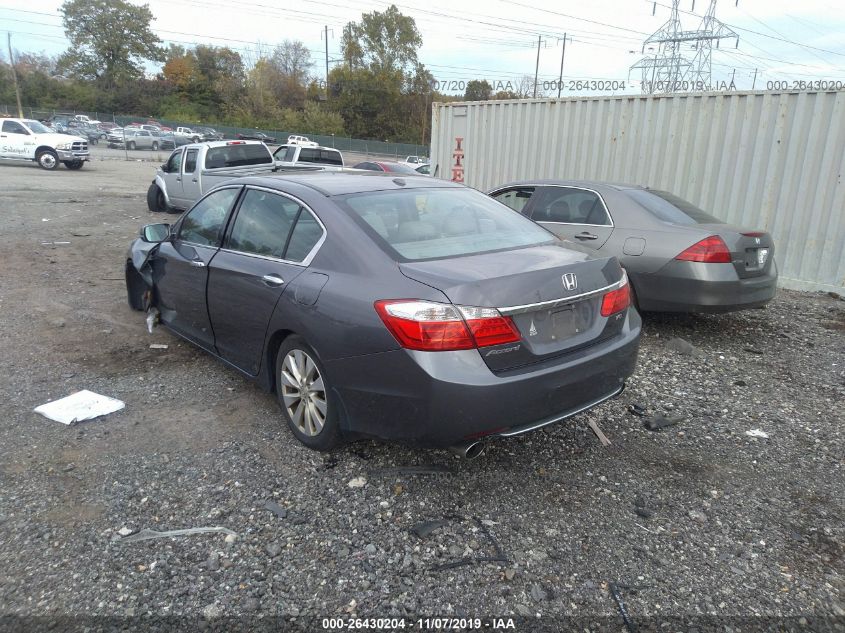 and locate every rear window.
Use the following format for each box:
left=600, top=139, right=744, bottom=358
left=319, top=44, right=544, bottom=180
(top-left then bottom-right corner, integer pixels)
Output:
left=204, top=144, right=272, bottom=169
left=628, top=189, right=722, bottom=225
left=337, top=188, right=555, bottom=262
left=298, top=148, right=343, bottom=166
